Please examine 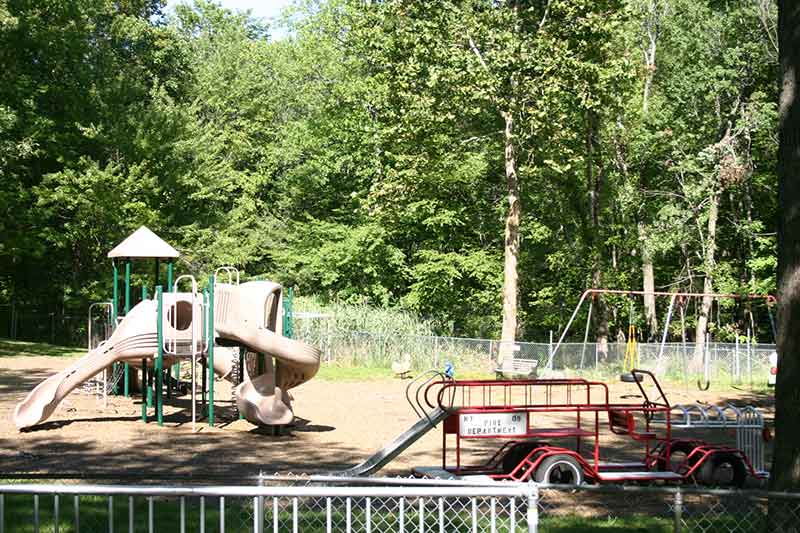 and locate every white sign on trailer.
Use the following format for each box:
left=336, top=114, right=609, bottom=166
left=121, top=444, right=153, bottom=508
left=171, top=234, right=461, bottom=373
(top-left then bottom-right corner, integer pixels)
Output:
left=459, top=413, right=527, bottom=437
